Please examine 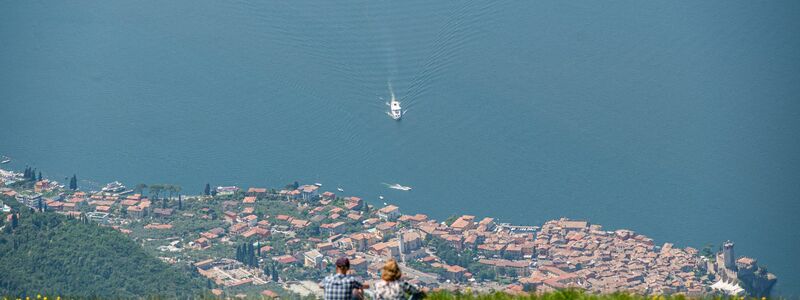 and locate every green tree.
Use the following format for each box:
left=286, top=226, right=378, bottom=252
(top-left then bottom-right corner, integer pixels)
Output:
left=10, top=214, right=18, bottom=229
left=149, top=184, right=164, bottom=201
left=0, top=210, right=205, bottom=297
left=133, top=183, right=147, bottom=194
left=204, top=183, right=211, bottom=196
left=69, top=174, right=78, bottom=191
